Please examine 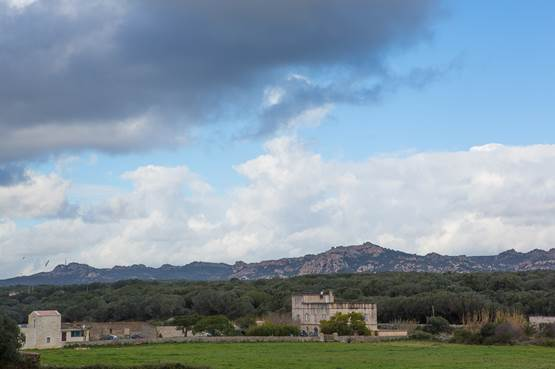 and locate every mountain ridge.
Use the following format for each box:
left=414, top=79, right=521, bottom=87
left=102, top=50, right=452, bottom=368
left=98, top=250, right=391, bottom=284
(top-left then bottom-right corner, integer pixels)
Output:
left=2, top=242, right=555, bottom=286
